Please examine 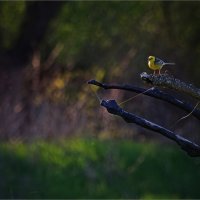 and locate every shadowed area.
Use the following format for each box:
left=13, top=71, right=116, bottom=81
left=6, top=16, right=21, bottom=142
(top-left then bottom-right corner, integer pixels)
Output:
left=0, top=2, right=200, bottom=198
